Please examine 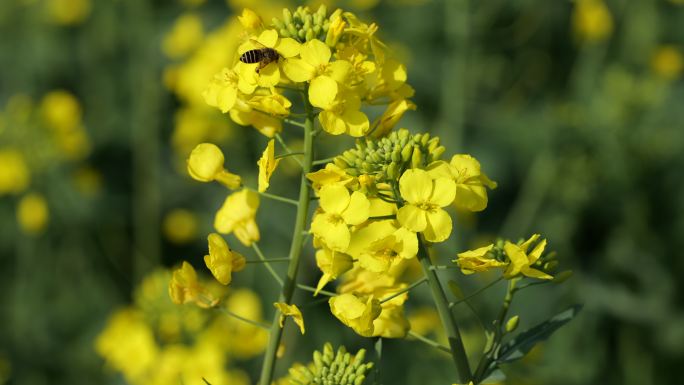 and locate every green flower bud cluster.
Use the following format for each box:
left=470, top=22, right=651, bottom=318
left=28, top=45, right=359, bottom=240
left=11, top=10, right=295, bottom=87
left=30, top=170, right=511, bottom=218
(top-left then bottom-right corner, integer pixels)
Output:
left=333, top=128, right=446, bottom=183
left=288, top=343, right=373, bottom=385
left=272, top=6, right=330, bottom=43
